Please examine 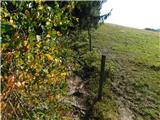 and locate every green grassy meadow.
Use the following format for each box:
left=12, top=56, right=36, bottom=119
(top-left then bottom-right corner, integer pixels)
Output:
left=89, top=24, right=160, bottom=120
